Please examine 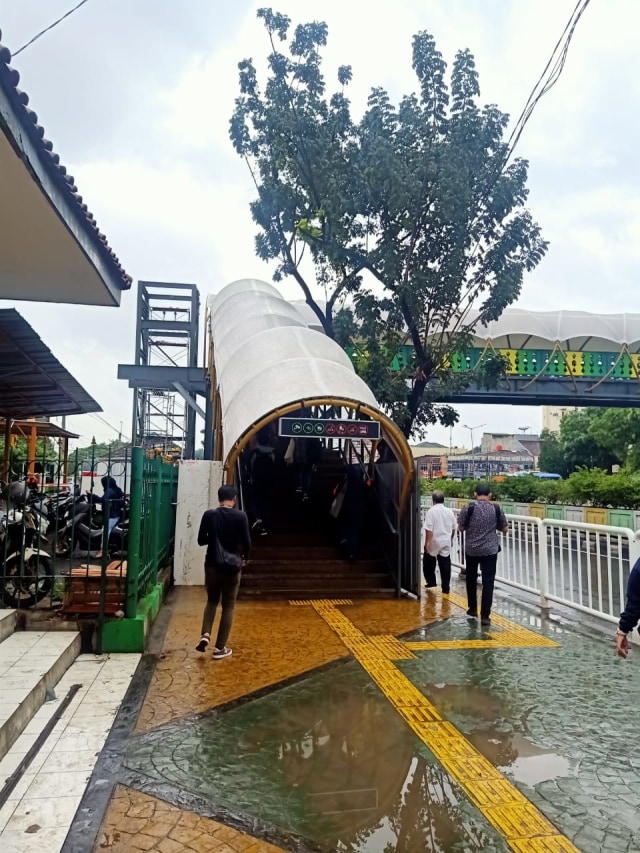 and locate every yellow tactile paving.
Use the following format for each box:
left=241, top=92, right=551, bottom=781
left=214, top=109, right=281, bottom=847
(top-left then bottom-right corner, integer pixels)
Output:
left=138, top=588, right=444, bottom=732
left=298, top=597, right=578, bottom=853
left=96, top=785, right=287, bottom=852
